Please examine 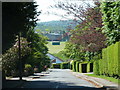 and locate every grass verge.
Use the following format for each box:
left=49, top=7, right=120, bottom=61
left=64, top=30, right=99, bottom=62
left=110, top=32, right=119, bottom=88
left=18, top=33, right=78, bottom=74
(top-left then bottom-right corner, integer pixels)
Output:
left=85, top=74, right=120, bottom=84
left=46, top=41, right=66, bottom=54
